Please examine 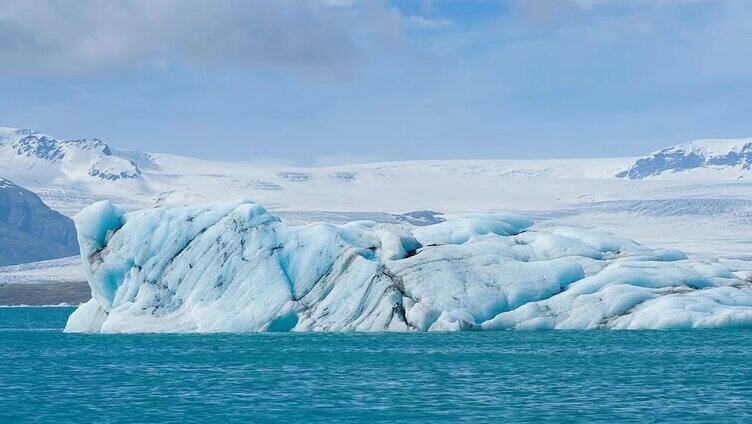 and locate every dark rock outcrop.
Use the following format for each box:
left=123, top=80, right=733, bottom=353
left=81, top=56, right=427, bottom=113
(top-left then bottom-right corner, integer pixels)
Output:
left=0, top=177, right=79, bottom=265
